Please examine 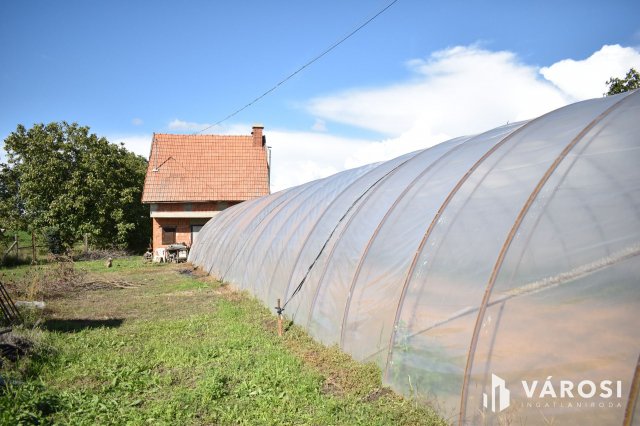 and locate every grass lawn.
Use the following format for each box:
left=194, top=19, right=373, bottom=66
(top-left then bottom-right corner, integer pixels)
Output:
left=0, top=258, right=445, bottom=425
